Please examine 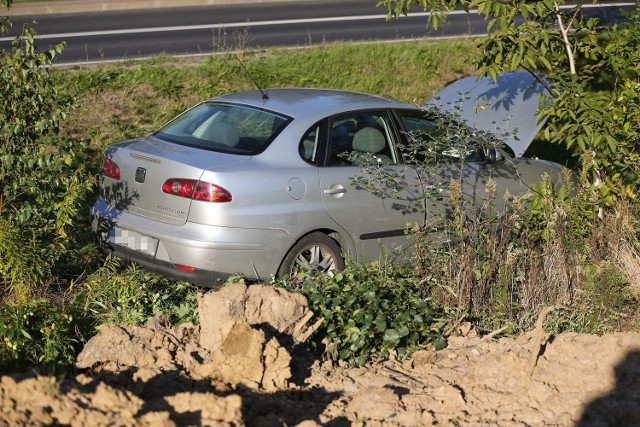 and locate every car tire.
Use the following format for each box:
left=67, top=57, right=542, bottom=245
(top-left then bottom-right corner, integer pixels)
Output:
left=277, top=232, right=344, bottom=278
